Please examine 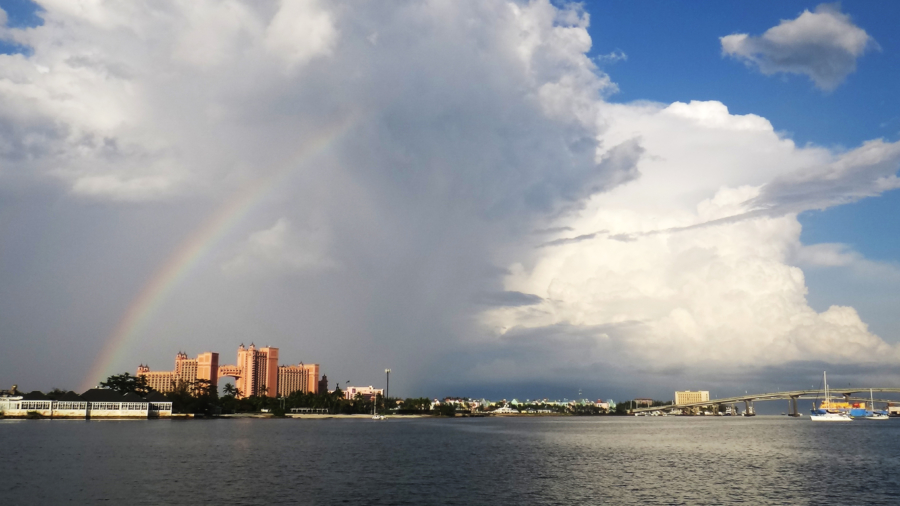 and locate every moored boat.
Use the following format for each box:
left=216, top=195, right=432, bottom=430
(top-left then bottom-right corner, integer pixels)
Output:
left=810, top=372, right=852, bottom=422
left=855, top=389, right=890, bottom=420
